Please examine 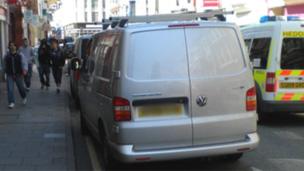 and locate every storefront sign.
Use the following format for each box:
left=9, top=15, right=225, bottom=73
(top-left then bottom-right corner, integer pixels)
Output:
left=7, top=0, right=17, bottom=4
left=203, top=0, right=220, bottom=7
left=0, top=7, right=5, bottom=20
left=31, top=14, right=39, bottom=26
left=24, top=9, right=33, bottom=23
